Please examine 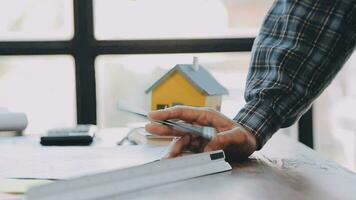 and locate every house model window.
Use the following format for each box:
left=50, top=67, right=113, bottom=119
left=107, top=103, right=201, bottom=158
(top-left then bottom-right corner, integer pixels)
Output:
left=146, top=57, right=228, bottom=111
left=156, top=104, right=169, bottom=110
